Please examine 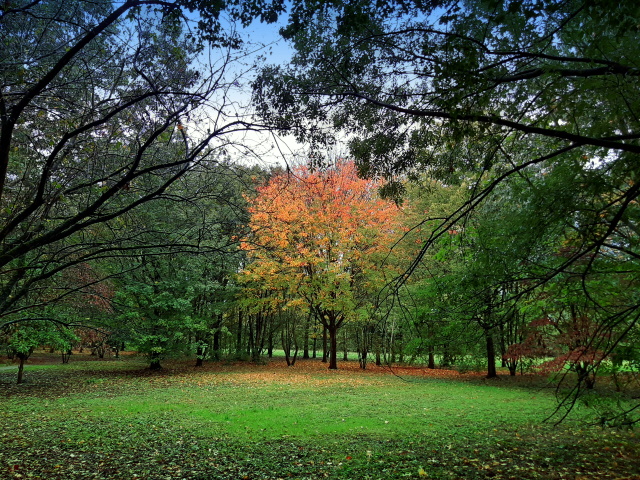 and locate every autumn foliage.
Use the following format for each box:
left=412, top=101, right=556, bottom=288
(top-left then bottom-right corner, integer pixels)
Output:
left=60, top=263, right=115, bottom=314
left=503, top=315, right=608, bottom=387
left=240, top=160, right=402, bottom=369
